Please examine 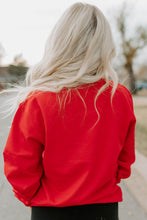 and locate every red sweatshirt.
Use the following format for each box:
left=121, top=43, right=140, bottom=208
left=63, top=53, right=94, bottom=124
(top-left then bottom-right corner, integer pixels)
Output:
left=3, top=78, right=136, bottom=207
